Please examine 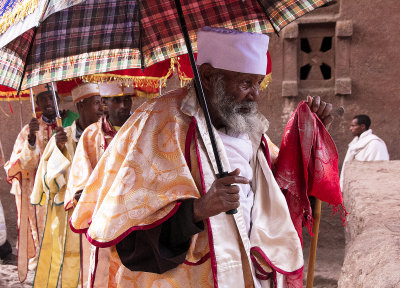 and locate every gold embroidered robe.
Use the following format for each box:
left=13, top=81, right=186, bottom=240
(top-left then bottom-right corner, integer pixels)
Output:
left=70, top=86, right=304, bottom=288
